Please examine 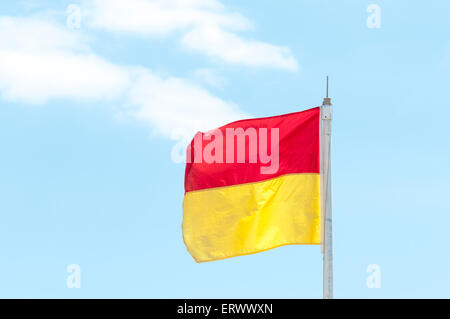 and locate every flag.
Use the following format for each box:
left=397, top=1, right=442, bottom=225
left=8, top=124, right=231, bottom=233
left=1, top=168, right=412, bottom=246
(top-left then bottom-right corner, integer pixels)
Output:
left=182, top=107, right=321, bottom=262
